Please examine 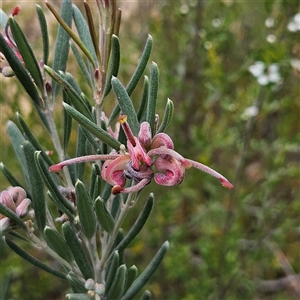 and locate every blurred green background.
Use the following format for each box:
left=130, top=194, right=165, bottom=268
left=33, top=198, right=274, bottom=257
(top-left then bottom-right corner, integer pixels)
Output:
left=0, top=0, right=299, bottom=299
